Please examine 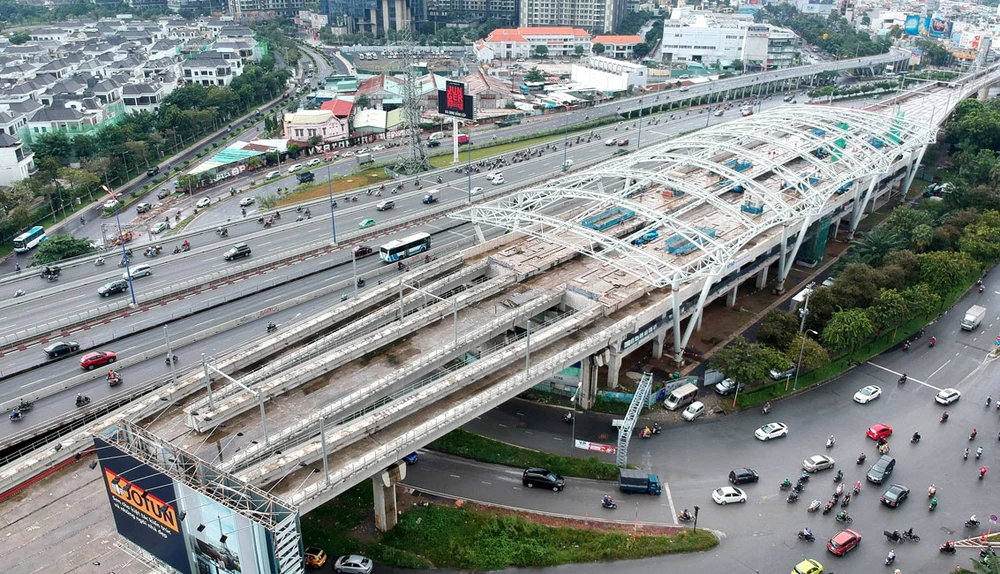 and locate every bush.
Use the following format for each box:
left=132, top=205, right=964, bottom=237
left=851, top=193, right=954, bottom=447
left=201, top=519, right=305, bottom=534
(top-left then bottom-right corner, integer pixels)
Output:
left=183, top=160, right=190, bottom=166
